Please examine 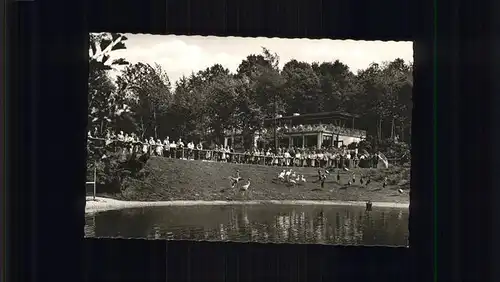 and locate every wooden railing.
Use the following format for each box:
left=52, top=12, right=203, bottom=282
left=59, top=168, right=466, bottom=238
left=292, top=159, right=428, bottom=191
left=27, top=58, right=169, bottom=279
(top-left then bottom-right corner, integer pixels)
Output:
left=87, top=137, right=362, bottom=168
